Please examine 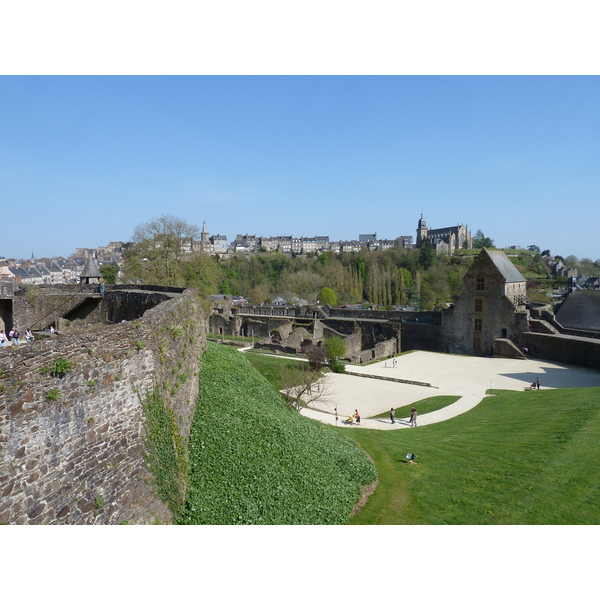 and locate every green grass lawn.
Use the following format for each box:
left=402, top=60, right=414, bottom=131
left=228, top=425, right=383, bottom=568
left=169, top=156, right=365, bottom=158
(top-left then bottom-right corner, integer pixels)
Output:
left=244, top=352, right=317, bottom=390
left=372, top=395, right=461, bottom=420
left=340, top=387, right=600, bottom=524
